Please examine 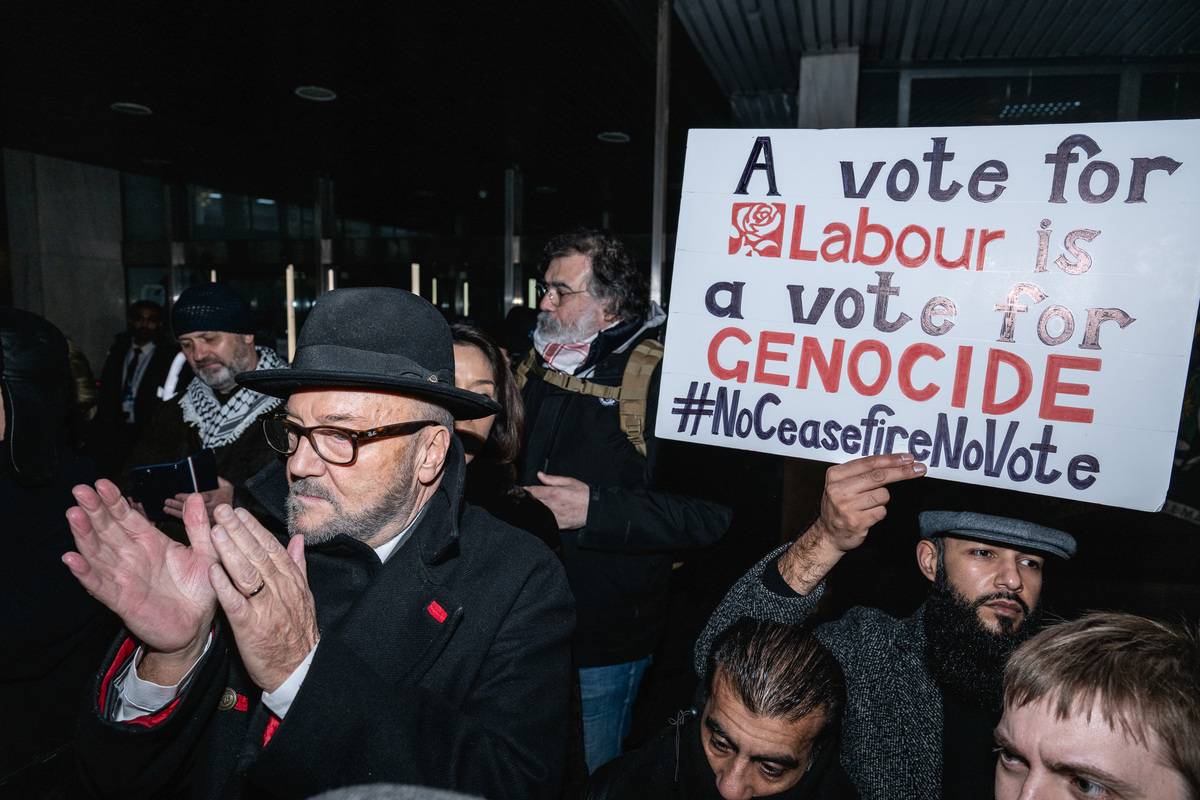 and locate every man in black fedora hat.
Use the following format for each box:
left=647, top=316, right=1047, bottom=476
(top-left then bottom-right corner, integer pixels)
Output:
left=62, top=288, right=575, bottom=799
